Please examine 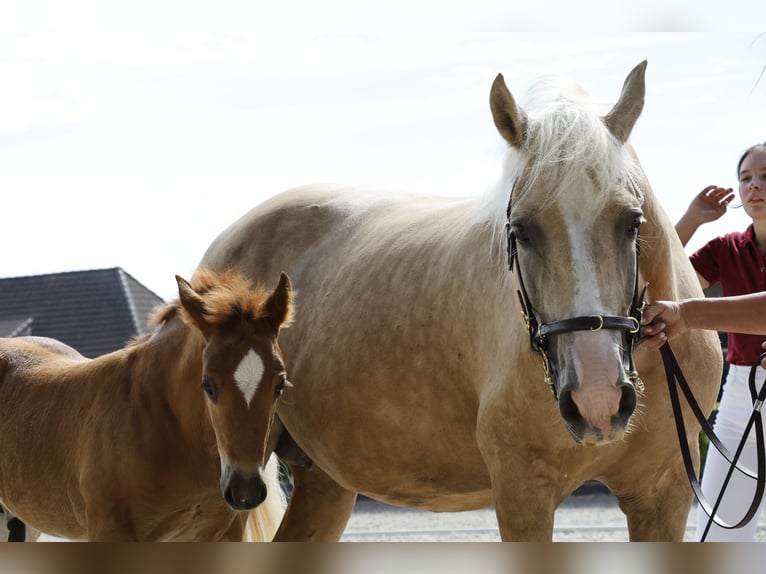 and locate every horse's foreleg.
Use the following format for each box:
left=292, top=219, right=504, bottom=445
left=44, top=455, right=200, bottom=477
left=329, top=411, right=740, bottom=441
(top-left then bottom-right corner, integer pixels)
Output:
left=477, top=411, right=557, bottom=540
left=491, top=477, right=557, bottom=541
left=618, top=487, right=692, bottom=541
left=273, top=464, right=357, bottom=541
left=611, top=461, right=693, bottom=541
